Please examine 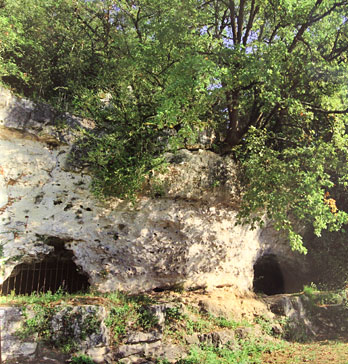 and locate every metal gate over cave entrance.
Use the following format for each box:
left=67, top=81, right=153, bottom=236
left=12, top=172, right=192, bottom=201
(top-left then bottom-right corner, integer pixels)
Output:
left=0, top=239, right=89, bottom=295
